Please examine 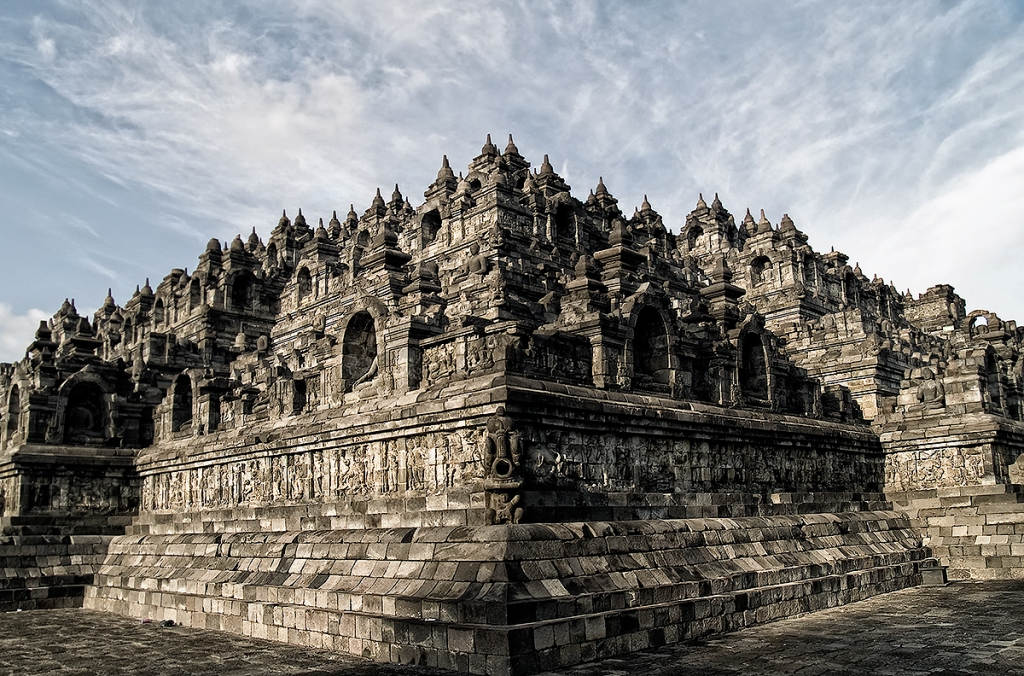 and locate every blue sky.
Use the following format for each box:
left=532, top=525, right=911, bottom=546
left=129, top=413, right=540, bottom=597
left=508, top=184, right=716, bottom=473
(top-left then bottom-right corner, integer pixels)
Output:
left=1, top=1, right=1023, bottom=362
